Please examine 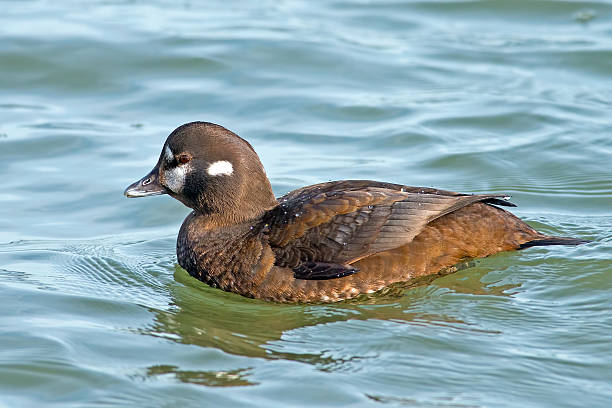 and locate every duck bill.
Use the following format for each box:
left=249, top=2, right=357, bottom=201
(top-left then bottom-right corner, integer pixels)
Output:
left=124, top=167, right=167, bottom=198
